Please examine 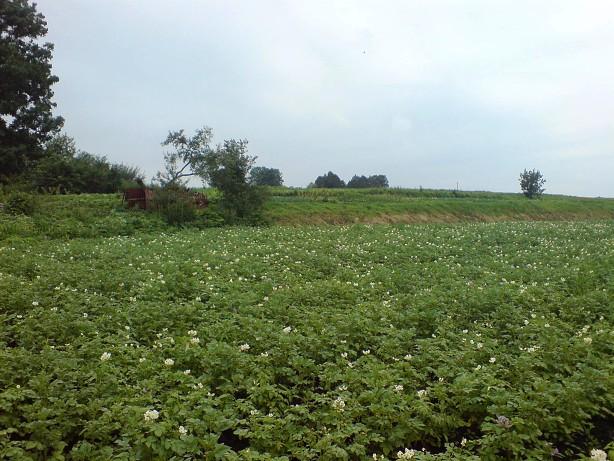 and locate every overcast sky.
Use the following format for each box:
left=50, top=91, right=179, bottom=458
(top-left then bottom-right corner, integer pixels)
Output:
left=37, top=0, right=614, bottom=196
